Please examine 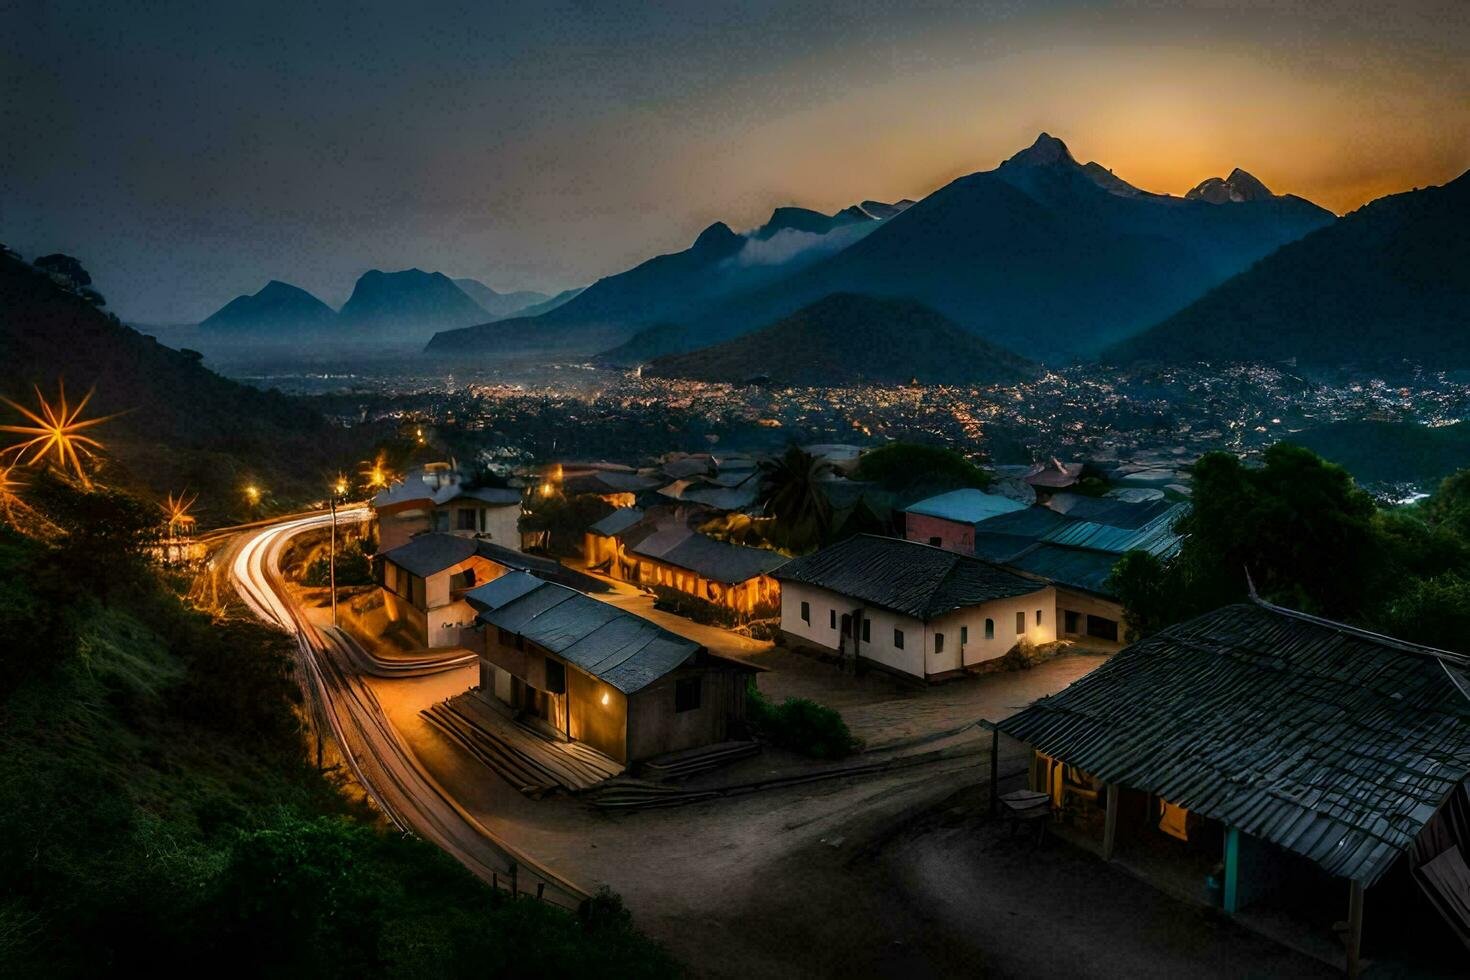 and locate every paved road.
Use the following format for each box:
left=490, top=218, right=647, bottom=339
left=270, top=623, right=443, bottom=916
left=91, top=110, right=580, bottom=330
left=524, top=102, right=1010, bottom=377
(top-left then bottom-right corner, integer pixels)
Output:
left=228, top=511, right=589, bottom=908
